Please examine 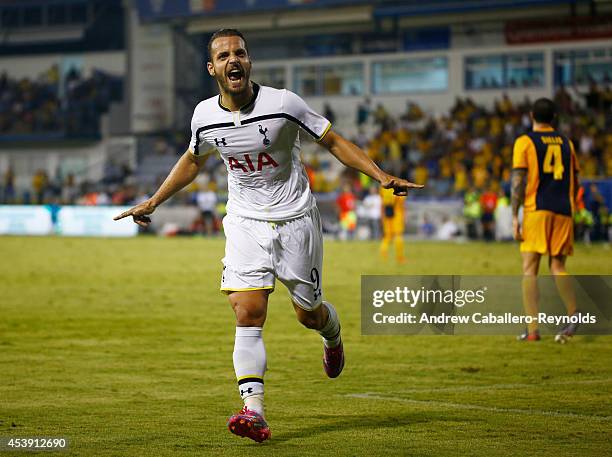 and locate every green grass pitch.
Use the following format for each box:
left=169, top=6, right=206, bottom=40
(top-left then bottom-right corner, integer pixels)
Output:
left=1, top=237, right=611, bottom=456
